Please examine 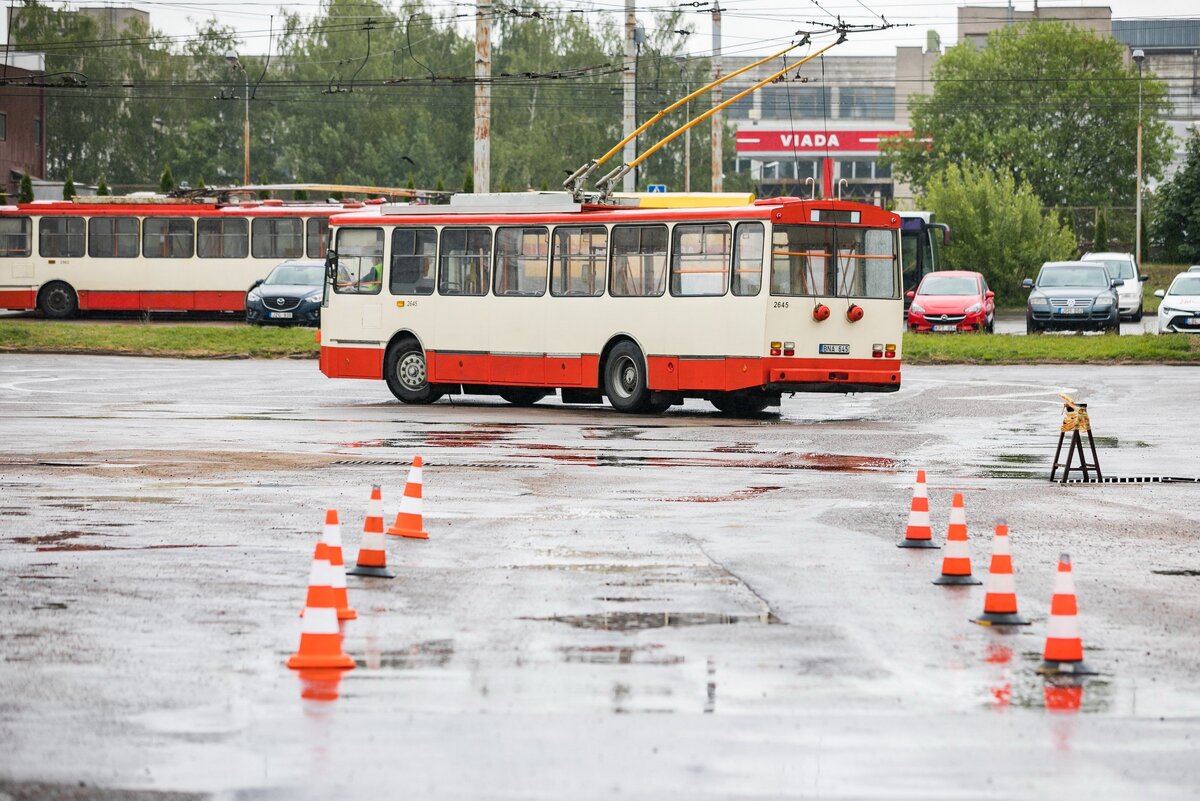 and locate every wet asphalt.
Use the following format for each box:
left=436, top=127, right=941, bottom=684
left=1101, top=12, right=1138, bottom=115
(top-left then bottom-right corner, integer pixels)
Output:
left=1, top=355, right=1199, bottom=800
